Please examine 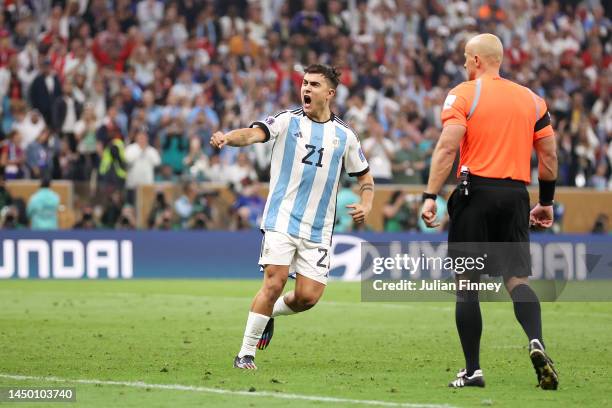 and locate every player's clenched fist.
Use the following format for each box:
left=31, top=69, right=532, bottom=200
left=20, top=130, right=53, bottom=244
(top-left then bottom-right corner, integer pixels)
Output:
left=210, top=131, right=228, bottom=149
